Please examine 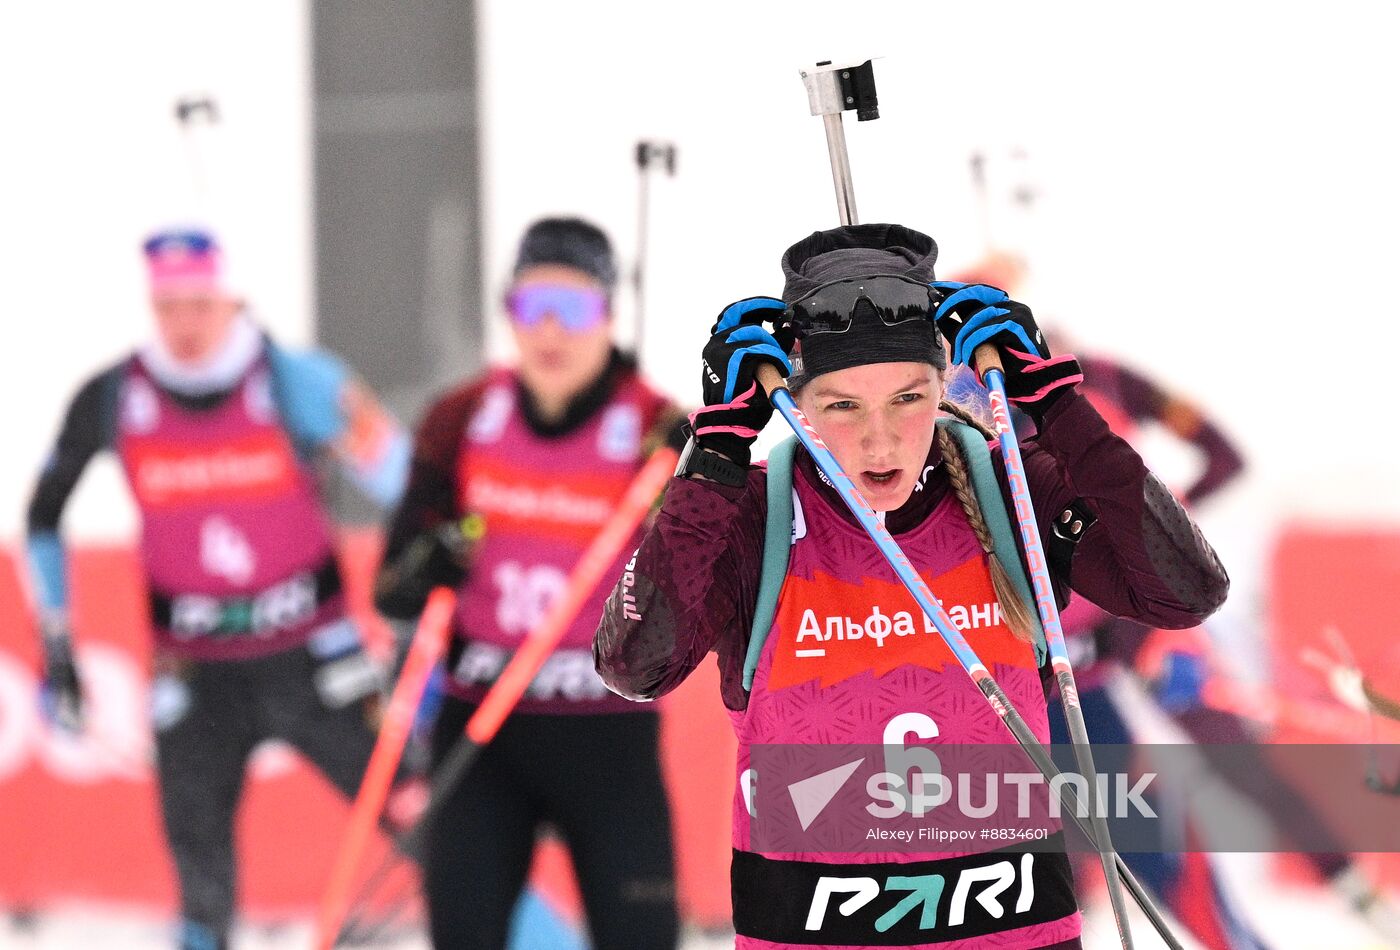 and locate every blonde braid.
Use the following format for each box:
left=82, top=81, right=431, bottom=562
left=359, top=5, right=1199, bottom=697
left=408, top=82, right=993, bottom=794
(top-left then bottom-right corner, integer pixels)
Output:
left=935, top=419, right=1037, bottom=645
